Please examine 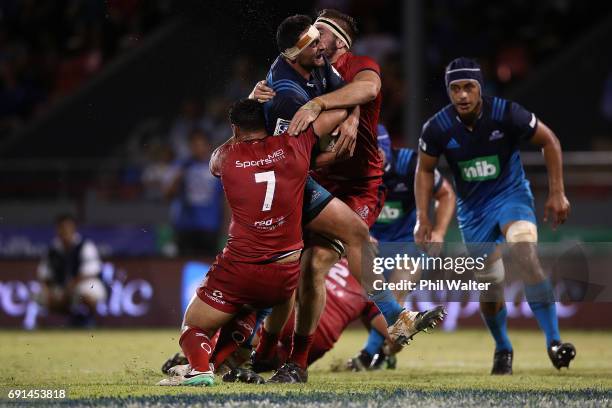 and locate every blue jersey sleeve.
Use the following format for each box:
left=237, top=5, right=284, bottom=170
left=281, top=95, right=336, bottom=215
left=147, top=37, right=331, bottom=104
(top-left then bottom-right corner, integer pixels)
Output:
left=264, top=90, right=308, bottom=135
left=508, top=101, right=538, bottom=141
left=419, top=120, right=444, bottom=157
